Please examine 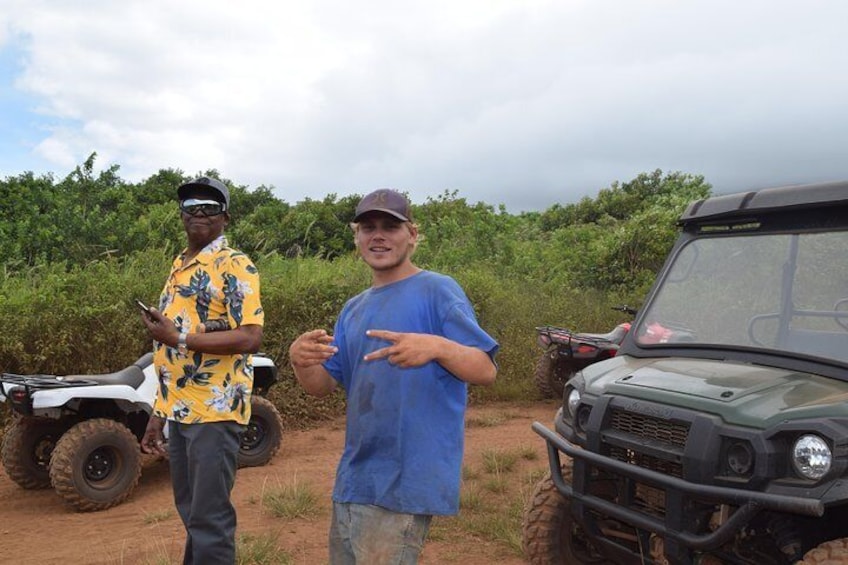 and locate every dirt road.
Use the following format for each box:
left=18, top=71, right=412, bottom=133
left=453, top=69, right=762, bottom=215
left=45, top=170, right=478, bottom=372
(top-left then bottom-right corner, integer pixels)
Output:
left=0, top=401, right=558, bottom=564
